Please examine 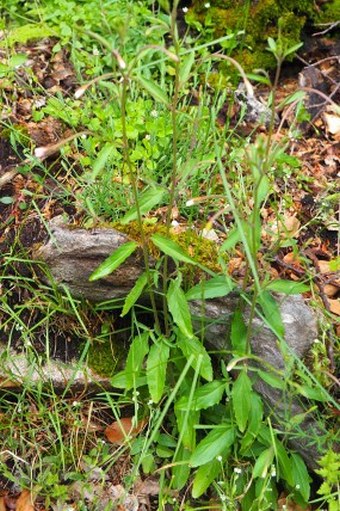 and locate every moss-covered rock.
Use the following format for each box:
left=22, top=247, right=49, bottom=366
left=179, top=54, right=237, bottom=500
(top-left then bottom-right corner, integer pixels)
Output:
left=186, top=0, right=337, bottom=71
